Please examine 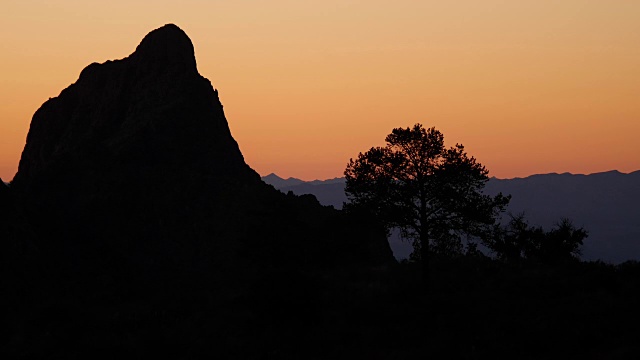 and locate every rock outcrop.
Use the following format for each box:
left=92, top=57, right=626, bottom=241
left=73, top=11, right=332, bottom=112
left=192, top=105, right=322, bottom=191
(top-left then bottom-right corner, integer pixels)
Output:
left=14, top=24, right=254, bottom=206
left=5, top=24, right=393, bottom=357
